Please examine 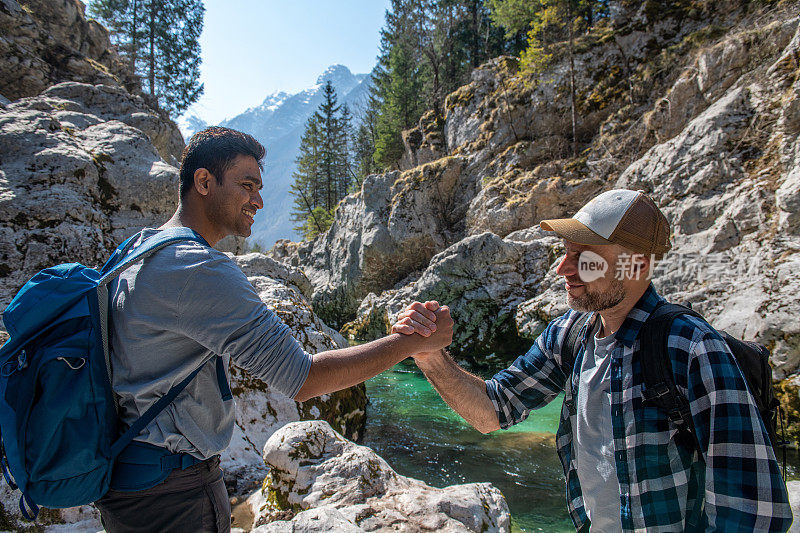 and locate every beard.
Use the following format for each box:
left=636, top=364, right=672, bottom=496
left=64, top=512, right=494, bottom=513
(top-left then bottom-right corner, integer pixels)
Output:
left=207, top=198, right=252, bottom=238
left=568, top=276, right=626, bottom=312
